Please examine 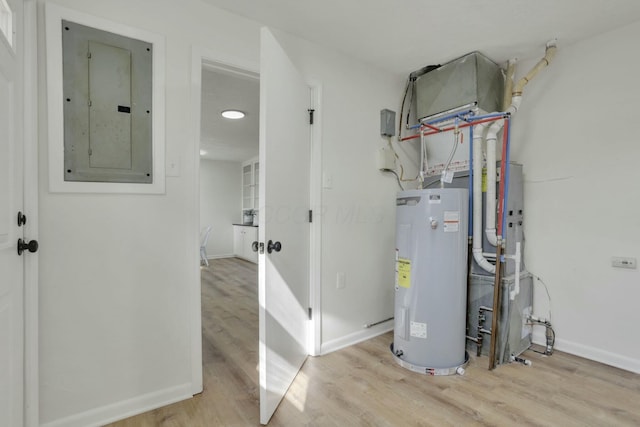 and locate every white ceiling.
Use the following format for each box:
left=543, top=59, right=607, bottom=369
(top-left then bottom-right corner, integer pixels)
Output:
left=202, top=0, right=640, bottom=73
left=199, top=0, right=640, bottom=161
left=200, top=66, right=259, bottom=162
